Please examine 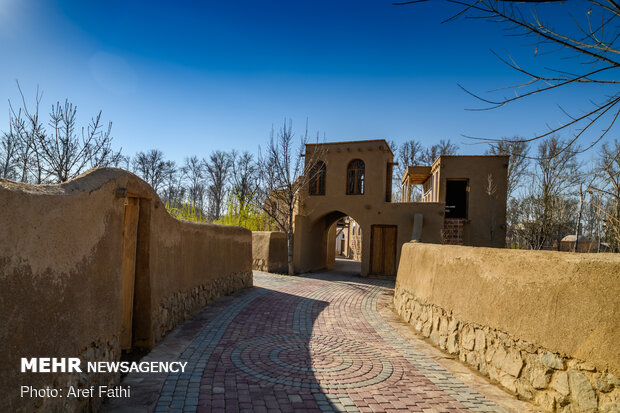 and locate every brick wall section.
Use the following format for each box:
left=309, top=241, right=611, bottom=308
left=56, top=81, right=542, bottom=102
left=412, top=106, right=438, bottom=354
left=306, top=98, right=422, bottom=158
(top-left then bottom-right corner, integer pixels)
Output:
left=442, top=218, right=465, bottom=245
